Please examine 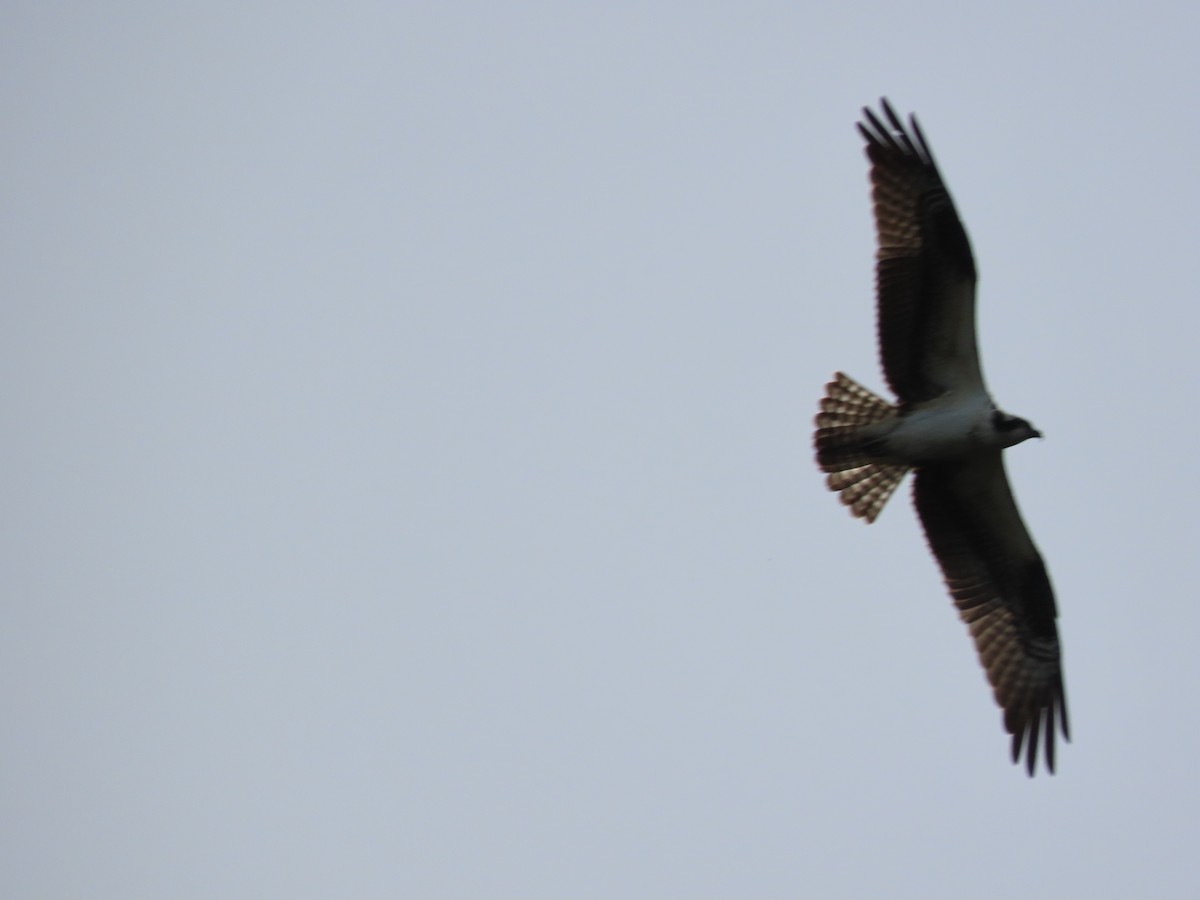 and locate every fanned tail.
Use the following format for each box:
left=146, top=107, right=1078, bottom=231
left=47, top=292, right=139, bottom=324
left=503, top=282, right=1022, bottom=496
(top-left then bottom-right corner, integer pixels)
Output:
left=825, top=462, right=909, bottom=523
left=813, top=372, right=909, bottom=523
